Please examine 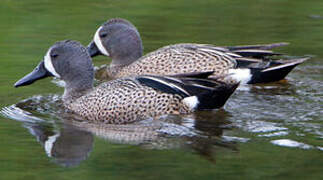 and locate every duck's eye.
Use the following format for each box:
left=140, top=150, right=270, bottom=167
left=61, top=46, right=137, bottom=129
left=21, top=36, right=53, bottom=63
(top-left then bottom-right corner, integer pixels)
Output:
left=100, top=32, right=108, bottom=38
left=51, top=53, right=58, bottom=58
